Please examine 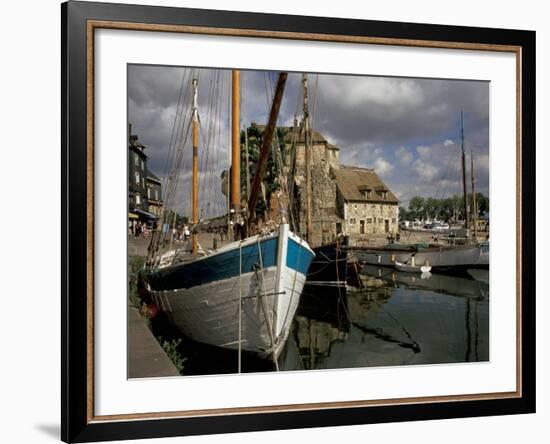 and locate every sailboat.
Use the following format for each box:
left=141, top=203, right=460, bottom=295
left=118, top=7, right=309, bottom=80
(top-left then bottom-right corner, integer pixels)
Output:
left=145, top=70, right=314, bottom=361
left=349, top=111, right=489, bottom=272
left=292, top=74, right=348, bottom=287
